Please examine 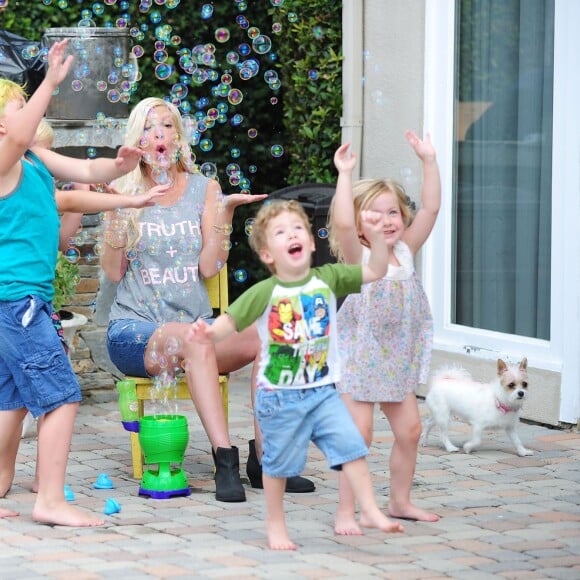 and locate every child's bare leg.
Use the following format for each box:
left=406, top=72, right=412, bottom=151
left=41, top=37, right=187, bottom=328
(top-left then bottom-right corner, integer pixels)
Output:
left=0, top=408, right=27, bottom=497
left=263, top=474, right=296, bottom=550
left=342, top=458, right=404, bottom=534
left=382, top=396, right=439, bottom=522
left=32, top=403, right=104, bottom=527
left=31, top=416, right=45, bottom=493
left=335, top=471, right=362, bottom=535
left=335, top=396, right=374, bottom=535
